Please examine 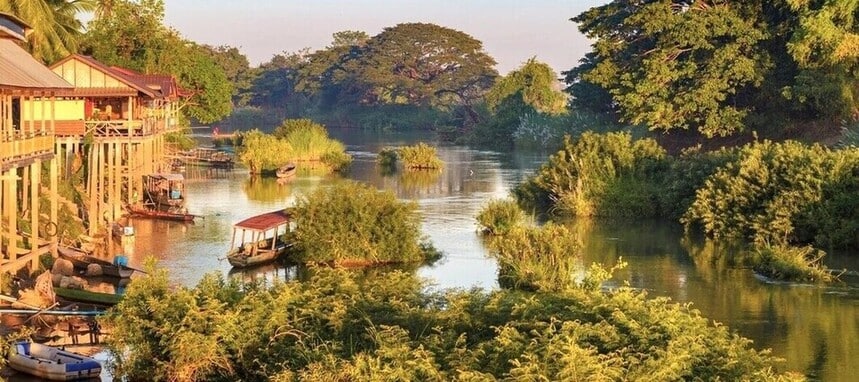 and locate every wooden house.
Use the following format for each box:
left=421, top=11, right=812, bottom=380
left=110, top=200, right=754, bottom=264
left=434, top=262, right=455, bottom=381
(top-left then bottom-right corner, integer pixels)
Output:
left=0, top=12, right=74, bottom=273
